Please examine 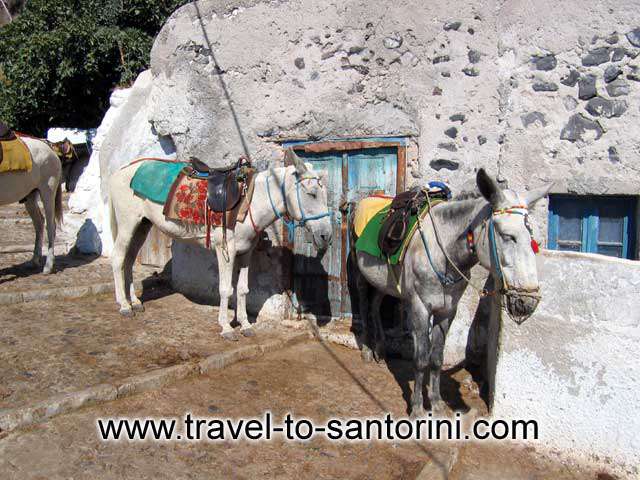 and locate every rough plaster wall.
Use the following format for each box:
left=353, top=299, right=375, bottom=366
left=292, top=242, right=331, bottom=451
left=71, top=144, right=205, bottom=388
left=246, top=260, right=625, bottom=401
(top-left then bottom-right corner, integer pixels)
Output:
left=491, top=0, right=640, bottom=241
left=492, top=250, right=640, bottom=477
left=65, top=71, right=177, bottom=255
left=98, top=71, right=177, bottom=205
left=64, top=88, right=133, bottom=254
